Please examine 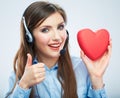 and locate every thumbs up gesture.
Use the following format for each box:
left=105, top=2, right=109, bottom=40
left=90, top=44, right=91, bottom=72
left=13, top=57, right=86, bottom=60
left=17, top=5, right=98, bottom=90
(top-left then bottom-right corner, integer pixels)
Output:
left=19, top=53, right=45, bottom=89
